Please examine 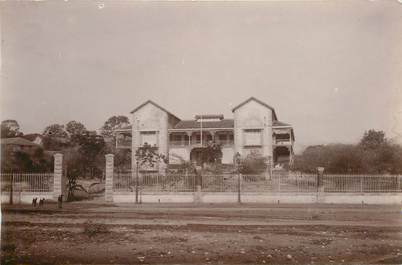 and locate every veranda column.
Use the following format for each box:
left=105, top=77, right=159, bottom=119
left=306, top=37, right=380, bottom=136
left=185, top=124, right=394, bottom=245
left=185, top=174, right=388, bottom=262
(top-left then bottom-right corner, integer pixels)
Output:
left=53, top=153, right=63, bottom=200
left=105, top=154, right=114, bottom=202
